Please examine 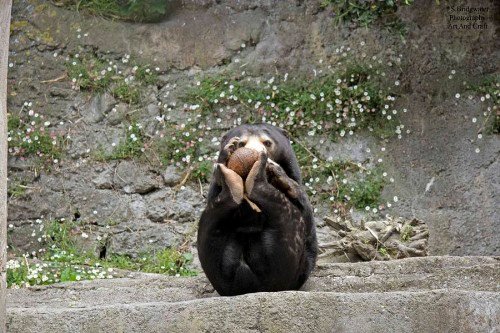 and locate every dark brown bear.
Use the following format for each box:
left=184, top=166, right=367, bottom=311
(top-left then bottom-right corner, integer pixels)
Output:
left=197, top=123, right=317, bottom=296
